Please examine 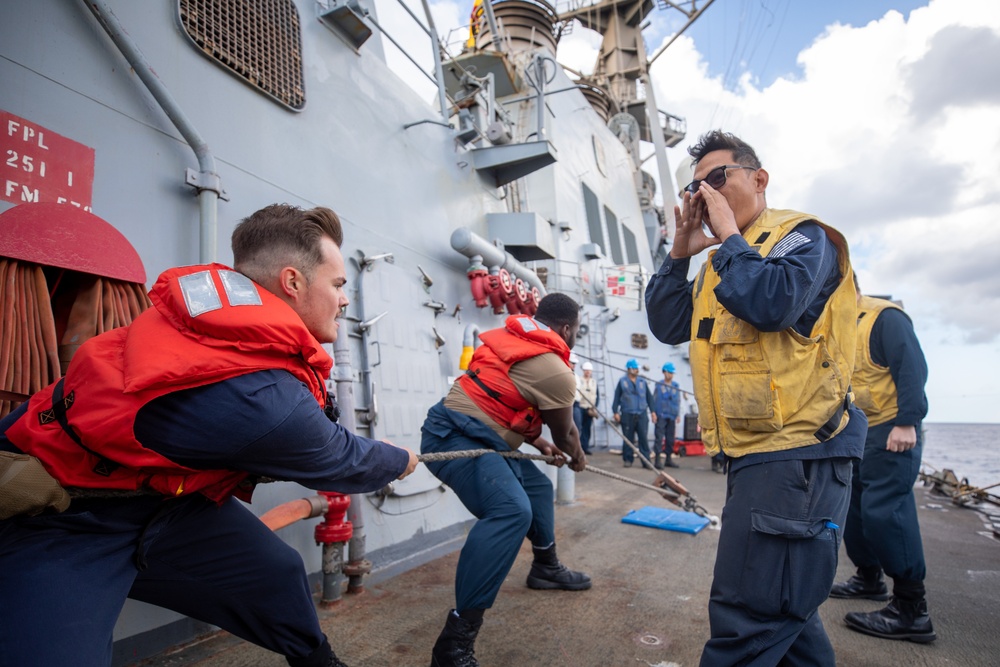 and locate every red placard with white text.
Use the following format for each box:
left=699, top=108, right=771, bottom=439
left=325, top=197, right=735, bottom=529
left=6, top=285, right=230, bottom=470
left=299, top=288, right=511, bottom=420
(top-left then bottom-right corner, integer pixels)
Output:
left=1, top=110, right=95, bottom=210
